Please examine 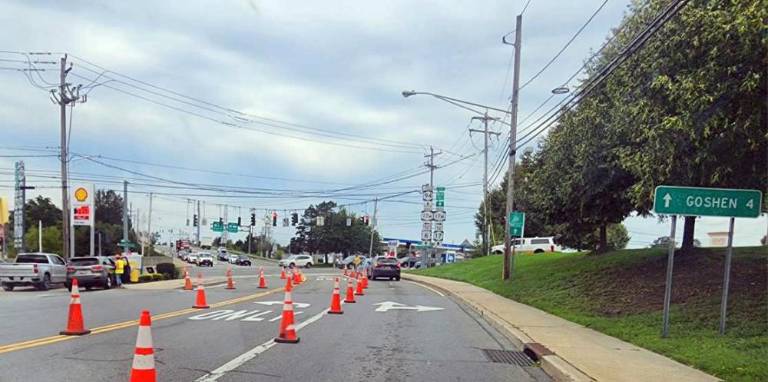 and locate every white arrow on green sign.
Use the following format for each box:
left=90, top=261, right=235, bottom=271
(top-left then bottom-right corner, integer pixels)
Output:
left=653, top=186, right=762, bottom=218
